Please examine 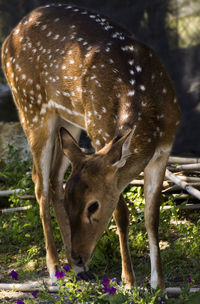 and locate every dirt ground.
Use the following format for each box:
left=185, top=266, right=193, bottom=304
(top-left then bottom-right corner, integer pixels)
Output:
left=0, top=269, right=52, bottom=304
